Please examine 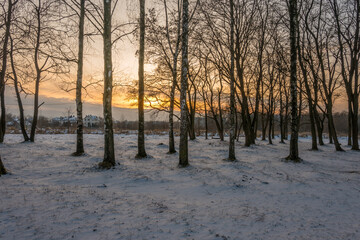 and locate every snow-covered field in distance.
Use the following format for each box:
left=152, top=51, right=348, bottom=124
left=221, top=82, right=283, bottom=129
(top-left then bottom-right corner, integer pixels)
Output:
left=1, top=134, right=359, bottom=240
